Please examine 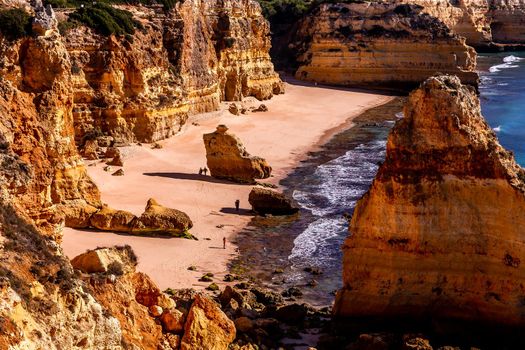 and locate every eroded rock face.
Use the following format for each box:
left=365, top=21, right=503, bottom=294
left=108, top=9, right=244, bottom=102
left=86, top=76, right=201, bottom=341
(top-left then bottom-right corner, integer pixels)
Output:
left=399, top=0, right=525, bottom=49
left=289, top=3, right=478, bottom=90
left=248, top=187, right=298, bottom=215
left=334, top=75, right=525, bottom=326
left=131, top=198, right=193, bottom=236
left=65, top=0, right=283, bottom=143
left=203, top=125, right=272, bottom=183
left=181, top=294, right=236, bottom=350
left=71, top=245, right=137, bottom=274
